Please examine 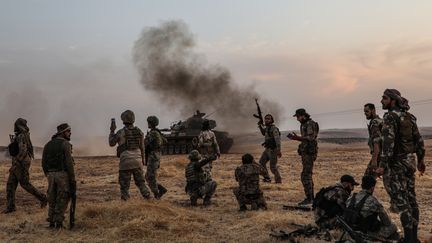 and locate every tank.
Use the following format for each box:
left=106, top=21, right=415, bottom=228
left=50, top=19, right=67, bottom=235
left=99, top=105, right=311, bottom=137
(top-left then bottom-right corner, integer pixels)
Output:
left=160, top=110, right=234, bottom=154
